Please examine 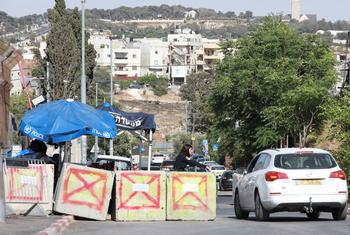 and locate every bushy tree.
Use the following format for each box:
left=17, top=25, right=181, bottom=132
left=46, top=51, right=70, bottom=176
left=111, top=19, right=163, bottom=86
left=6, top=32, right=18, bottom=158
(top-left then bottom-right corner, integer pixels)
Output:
left=140, top=74, right=168, bottom=96
left=46, top=0, right=80, bottom=100
left=180, top=72, right=214, bottom=133
left=209, top=17, right=337, bottom=160
left=46, top=0, right=96, bottom=101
